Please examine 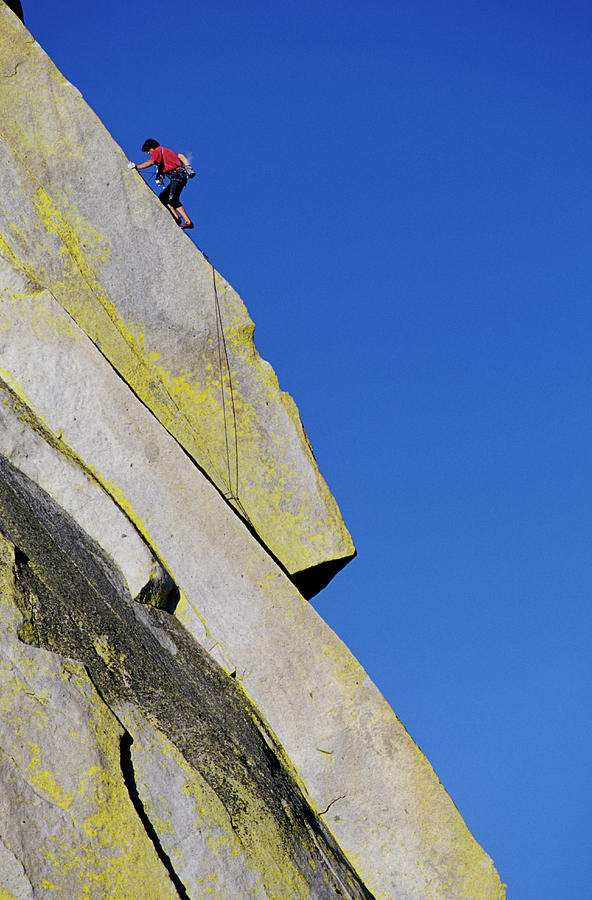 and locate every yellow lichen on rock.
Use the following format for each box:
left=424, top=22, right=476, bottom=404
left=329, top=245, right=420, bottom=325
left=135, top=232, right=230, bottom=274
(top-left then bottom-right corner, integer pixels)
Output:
left=119, top=708, right=319, bottom=899
left=0, top=216, right=504, bottom=899
left=0, top=7, right=506, bottom=899
left=0, top=4, right=355, bottom=589
left=0, top=535, right=179, bottom=899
